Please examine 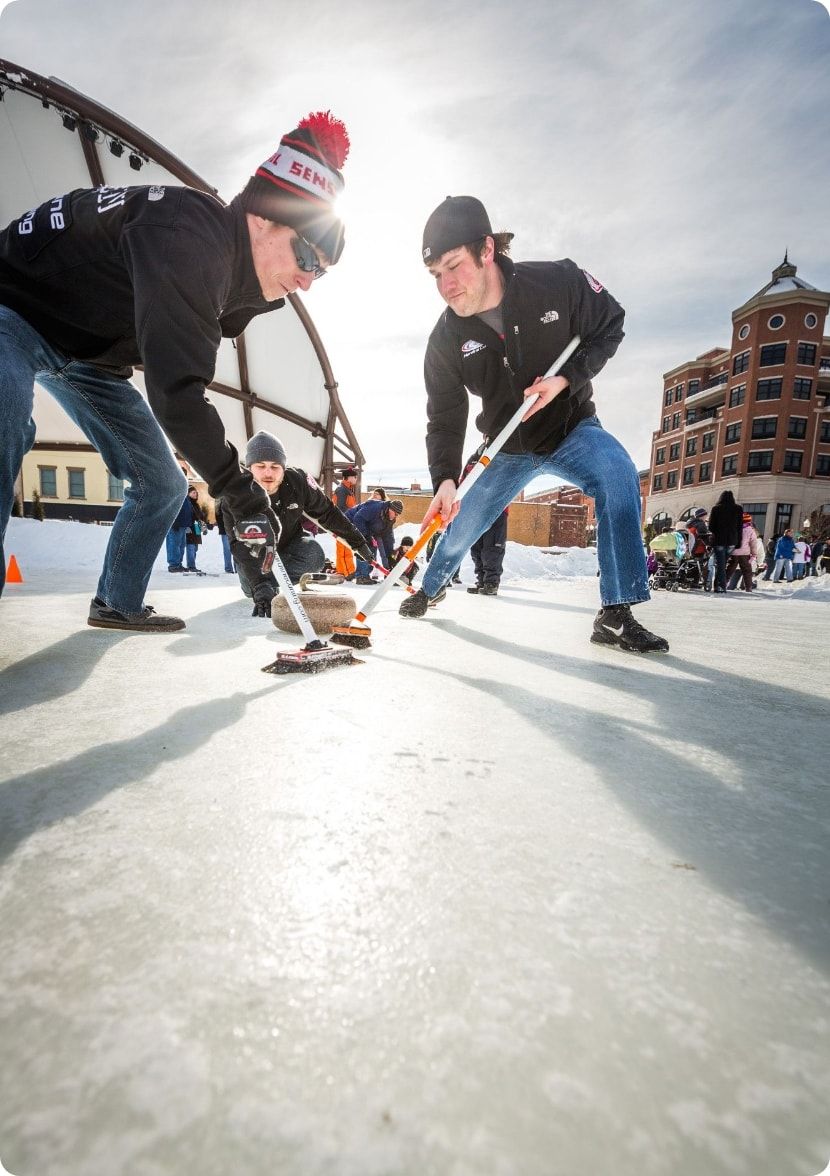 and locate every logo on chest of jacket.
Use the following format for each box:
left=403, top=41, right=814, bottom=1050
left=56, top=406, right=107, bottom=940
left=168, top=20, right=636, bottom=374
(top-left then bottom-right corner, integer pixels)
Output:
left=287, top=502, right=300, bottom=511
left=461, top=339, right=486, bottom=357
left=540, top=309, right=560, bottom=324
left=148, top=186, right=166, bottom=202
